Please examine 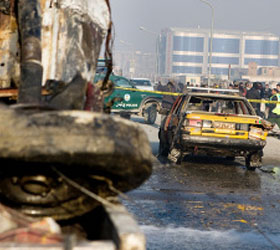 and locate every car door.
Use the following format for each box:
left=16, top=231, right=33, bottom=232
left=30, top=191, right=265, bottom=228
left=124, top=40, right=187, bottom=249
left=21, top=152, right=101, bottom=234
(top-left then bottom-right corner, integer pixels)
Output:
left=105, top=76, right=143, bottom=111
